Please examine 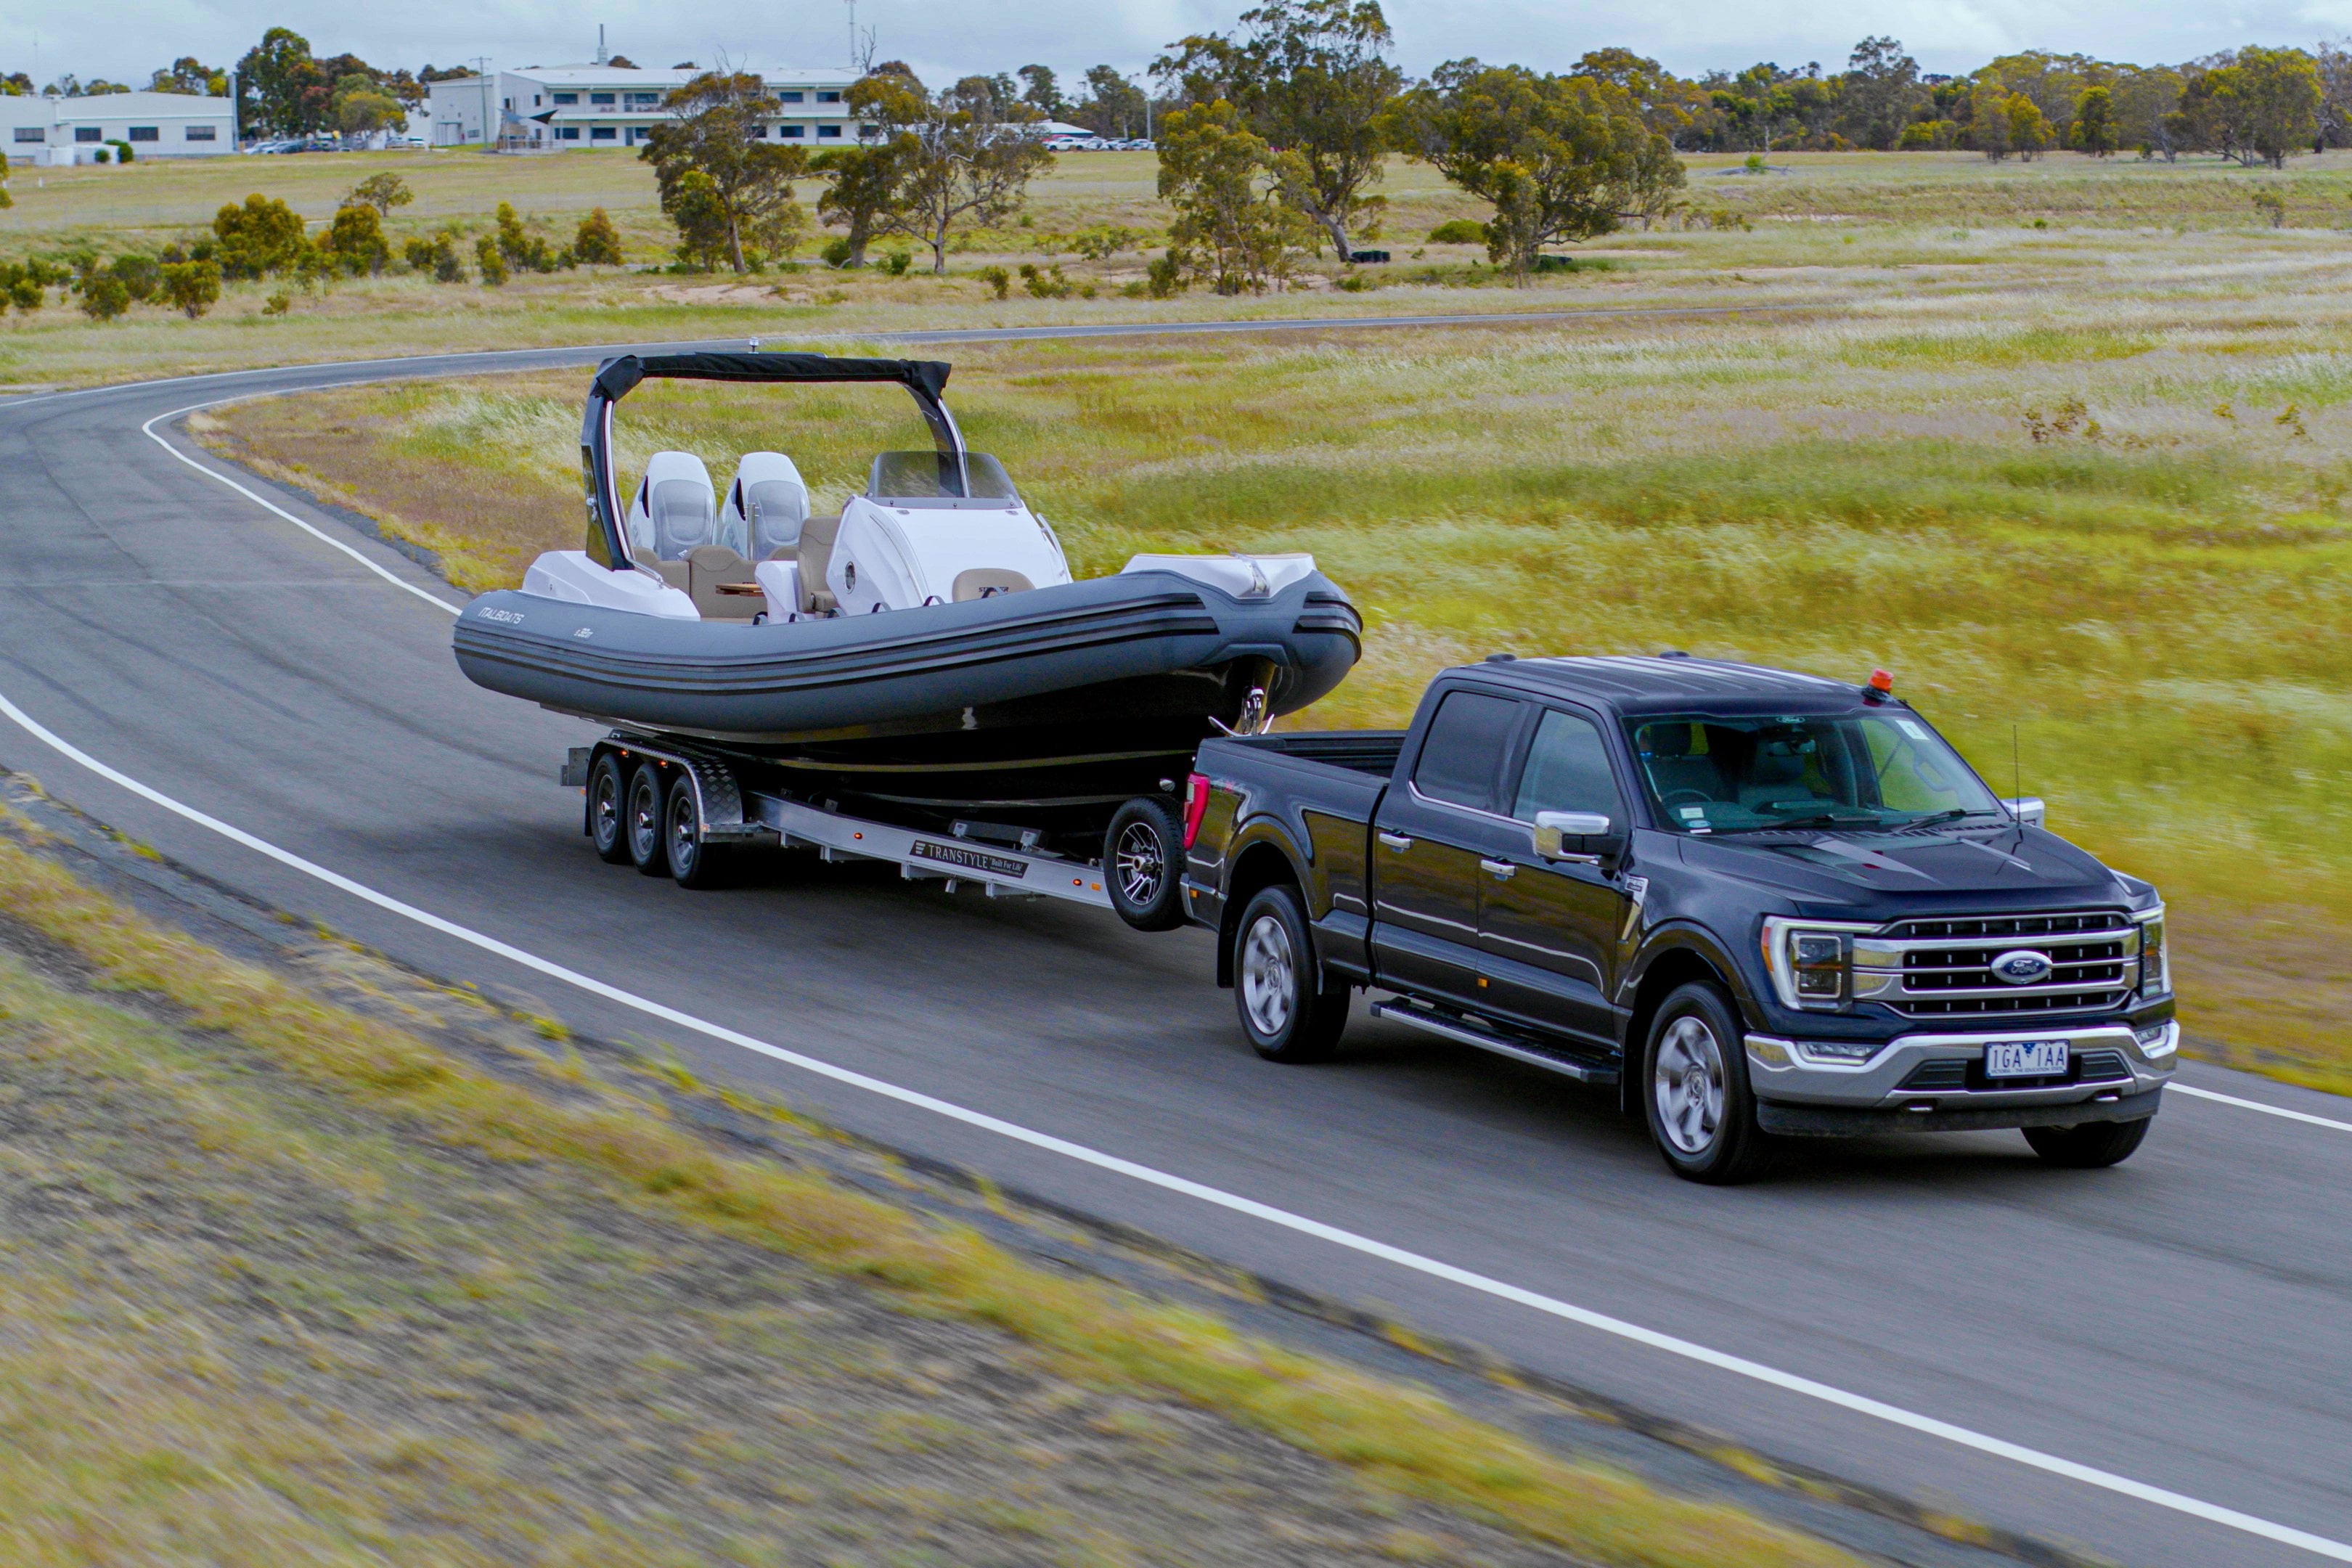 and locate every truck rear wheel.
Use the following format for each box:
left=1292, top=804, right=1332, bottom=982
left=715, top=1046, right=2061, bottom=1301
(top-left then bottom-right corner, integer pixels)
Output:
left=587, top=753, right=632, bottom=865
left=1233, top=884, right=1349, bottom=1063
left=663, top=773, right=731, bottom=889
left=626, top=763, right=668, bottom=877
left=2023, top=1117, right=2150, bottom=1168
left=1643, top=981, right=1771, bottom=1185
left=1105, top=796, right=1188, bottom=931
